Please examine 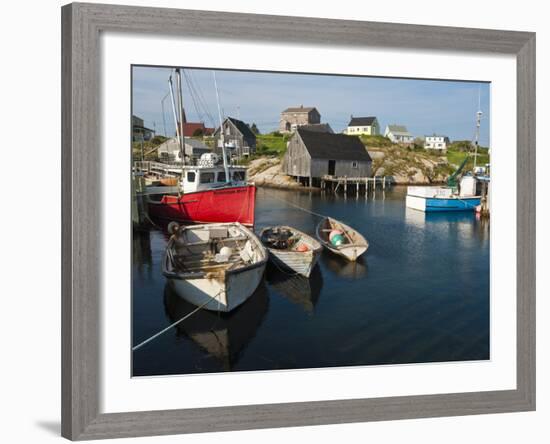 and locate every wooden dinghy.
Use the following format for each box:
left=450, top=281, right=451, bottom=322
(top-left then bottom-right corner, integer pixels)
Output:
left=316, top=217, right=368, bottom=261
left=163, top=222, right=268, bottom=312
left=260, top=226, right=322, bottom=278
